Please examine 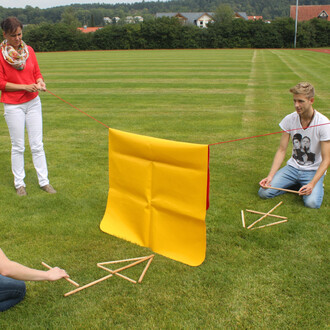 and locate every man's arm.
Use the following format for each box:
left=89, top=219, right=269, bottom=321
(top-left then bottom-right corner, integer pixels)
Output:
left=299, top=140, right=330, bottom=195
left=259, top=132, right=290, bottom=187
left=0, top=249, right=68, bottom=281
